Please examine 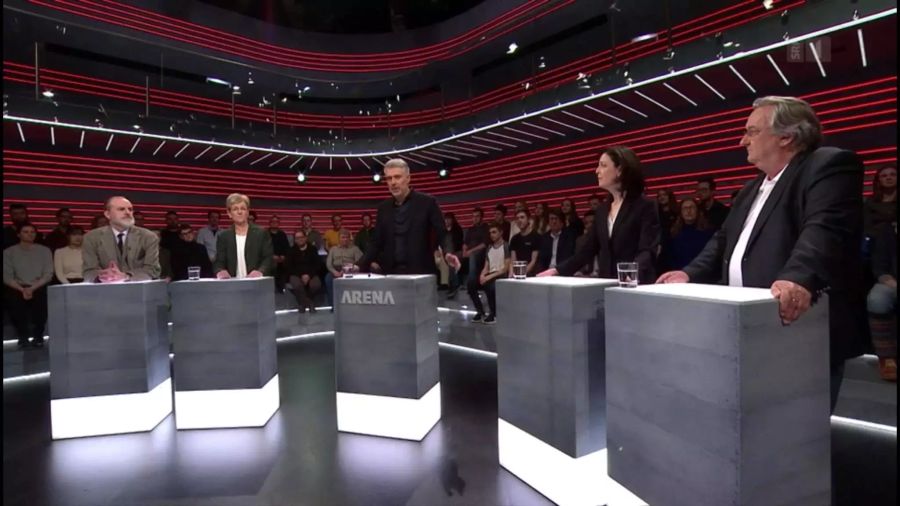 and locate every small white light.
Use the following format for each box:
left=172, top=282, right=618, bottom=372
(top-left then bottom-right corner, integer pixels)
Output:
left=763, top=0, right=775, bottom=9
left=297, top=172, right=306, bottom=183
left=205, top=77, right=231, bottom=86
left=42, top=89, right=55, bottom=98
left=373, top=173, right=382, bottom=183
left=507, top=42, right=519, bottom=54
left=630, top=33, right=657, bottom=43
